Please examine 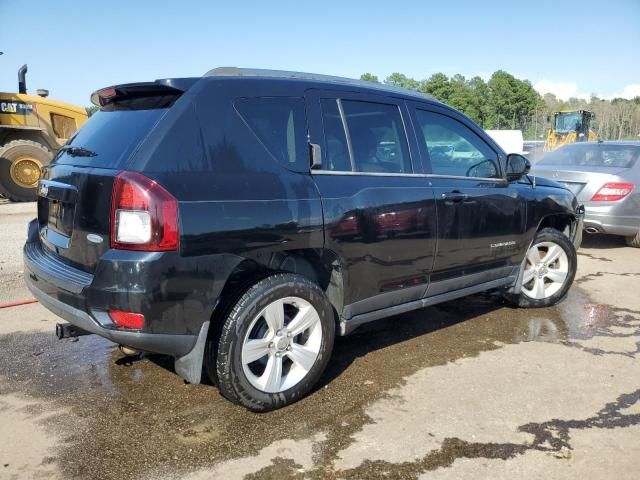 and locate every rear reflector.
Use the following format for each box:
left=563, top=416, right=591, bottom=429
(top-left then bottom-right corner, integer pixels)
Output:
left=591, top=182, right=634, bottom=202
left=111, top=171, right=179, bottom=251
left=109, top=310, right=145, bottom=330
